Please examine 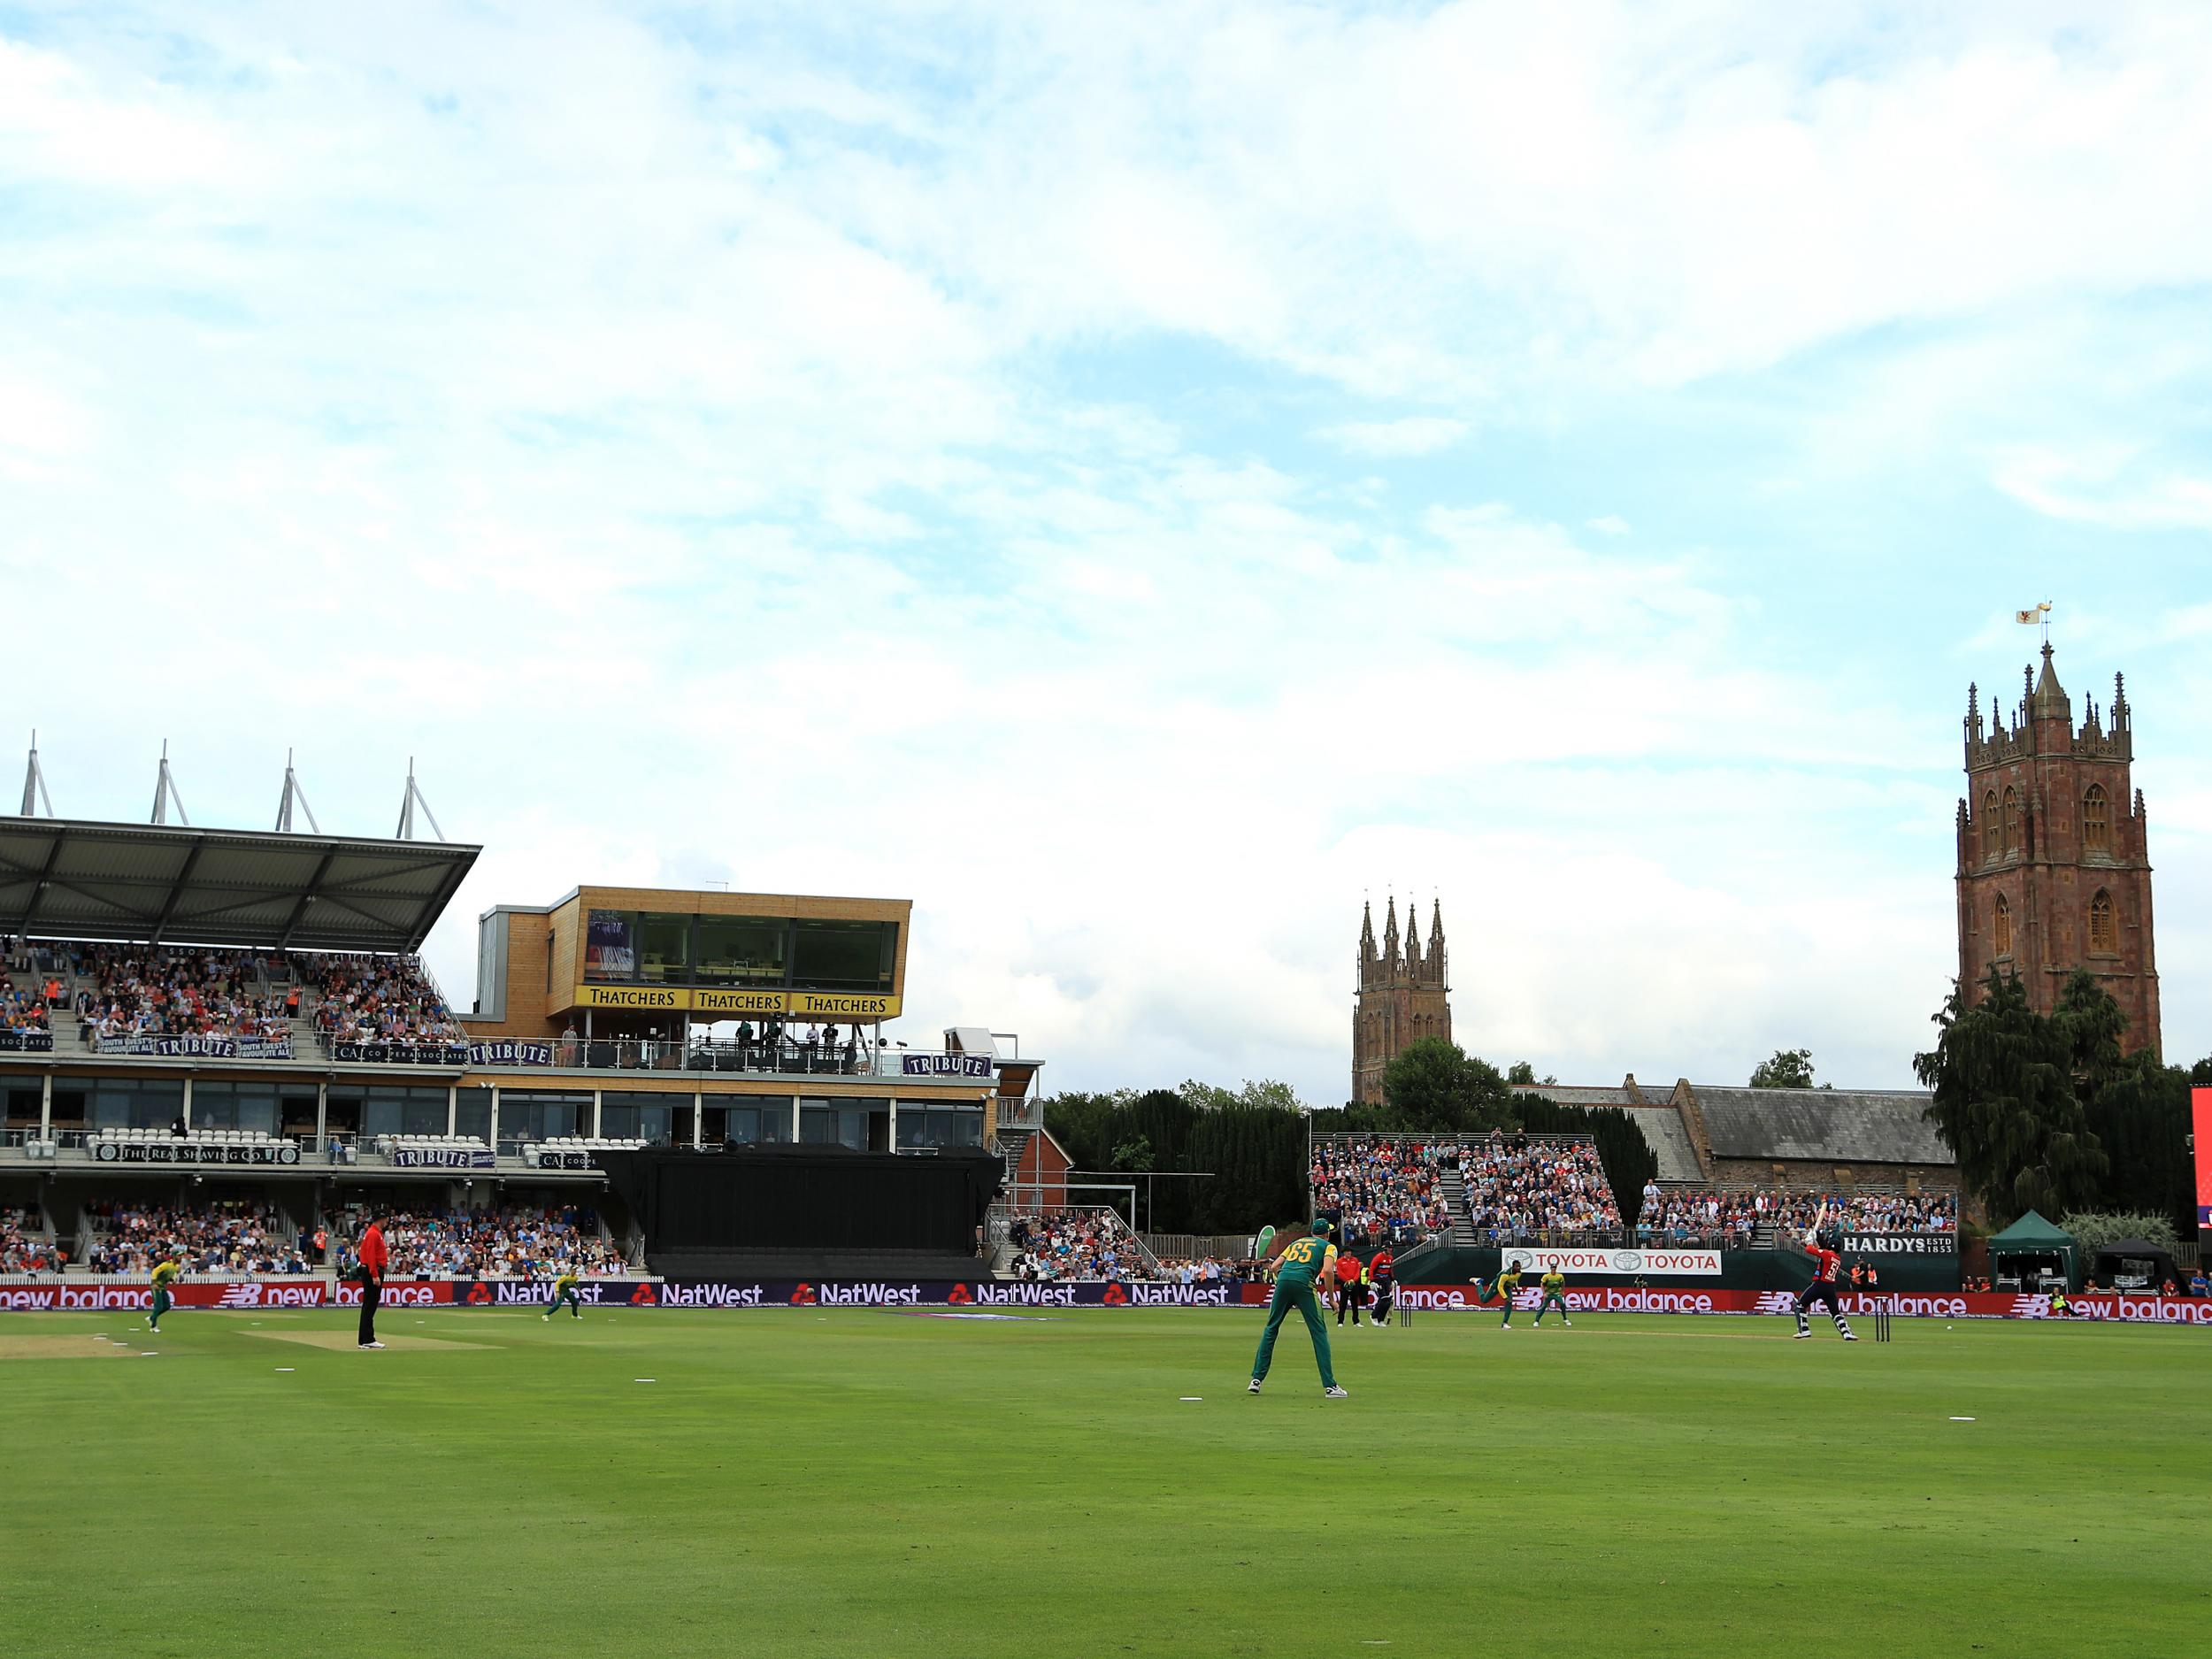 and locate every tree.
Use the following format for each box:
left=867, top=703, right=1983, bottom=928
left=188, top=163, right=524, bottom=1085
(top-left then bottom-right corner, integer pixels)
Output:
left=1506, top=1061, right=1556, bottom=1087
left=2058, top=1210, right=2179, bottom=1260
left=1749, top=1048, right=1829, bottom=1090
left=1110, top=1135, right=1154, bottom=1172
left=1915, top=966, right=2109, bottom=1225
left=1381, top=1039, right=1518, bottom=1135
